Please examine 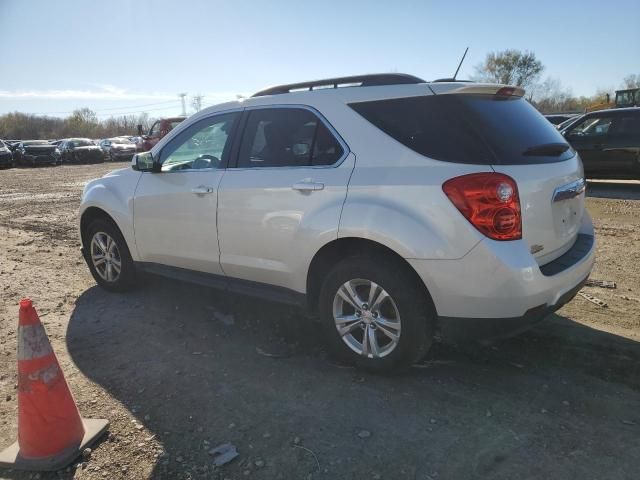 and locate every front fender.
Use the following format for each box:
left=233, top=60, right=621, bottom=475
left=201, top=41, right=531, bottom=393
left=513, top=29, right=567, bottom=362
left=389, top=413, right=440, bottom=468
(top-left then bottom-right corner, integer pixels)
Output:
left=80, top=168, right=141, bottom=260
